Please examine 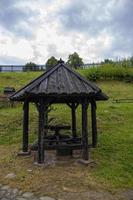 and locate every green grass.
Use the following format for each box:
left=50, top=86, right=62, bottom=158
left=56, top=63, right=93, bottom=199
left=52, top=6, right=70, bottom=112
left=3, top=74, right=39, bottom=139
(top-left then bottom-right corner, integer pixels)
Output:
left=78, top=65, right=133, bottom=81
left=0, top=71, right=133, bottom=193
left=0, top=65, right=133, bottom=94
left=92, top=102, right=133, bottom=188
left=0, top=72, right=42, bottom=93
